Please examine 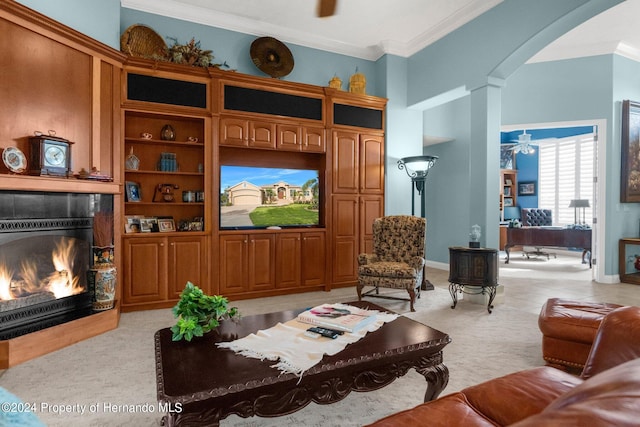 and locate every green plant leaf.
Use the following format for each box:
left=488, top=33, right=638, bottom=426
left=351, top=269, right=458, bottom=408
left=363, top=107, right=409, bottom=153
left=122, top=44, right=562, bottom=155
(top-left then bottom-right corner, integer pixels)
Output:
left=170, top=281, right=240, bottom=341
